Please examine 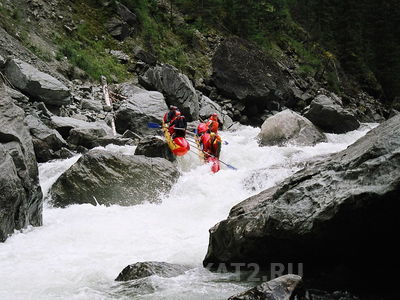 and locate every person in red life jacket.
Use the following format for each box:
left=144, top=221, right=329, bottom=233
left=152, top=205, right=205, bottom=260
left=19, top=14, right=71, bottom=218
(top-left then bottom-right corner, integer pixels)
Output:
left=206, top=113, right=219, bottom=133
left=170, top=111, right=187, bottom=138
left=197, top=123, right=222, bottom=159
left=163, top=105, right=178, bottom=124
